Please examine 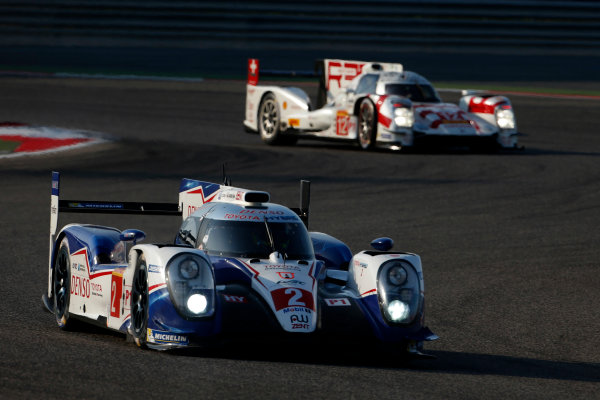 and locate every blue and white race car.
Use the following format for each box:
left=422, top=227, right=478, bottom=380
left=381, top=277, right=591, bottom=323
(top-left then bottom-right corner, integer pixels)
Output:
left=43, top=172, right=438, bottom=356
